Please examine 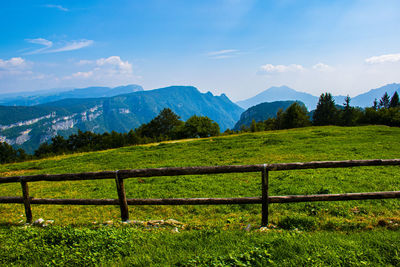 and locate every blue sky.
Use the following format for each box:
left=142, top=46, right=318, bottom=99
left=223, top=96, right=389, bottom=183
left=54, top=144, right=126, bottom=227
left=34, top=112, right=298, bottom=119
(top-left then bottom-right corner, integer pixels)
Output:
left=1, top=0, right=400, bottom=100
